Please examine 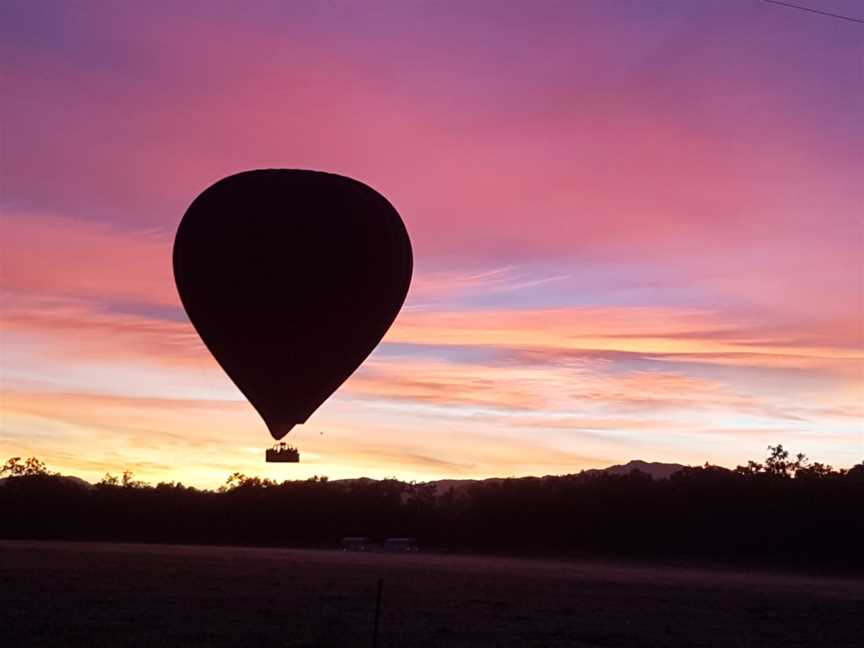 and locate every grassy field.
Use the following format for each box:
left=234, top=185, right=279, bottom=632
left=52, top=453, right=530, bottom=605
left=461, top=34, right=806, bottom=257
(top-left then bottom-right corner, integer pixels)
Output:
left=2, top=540, right=862, bottom=647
